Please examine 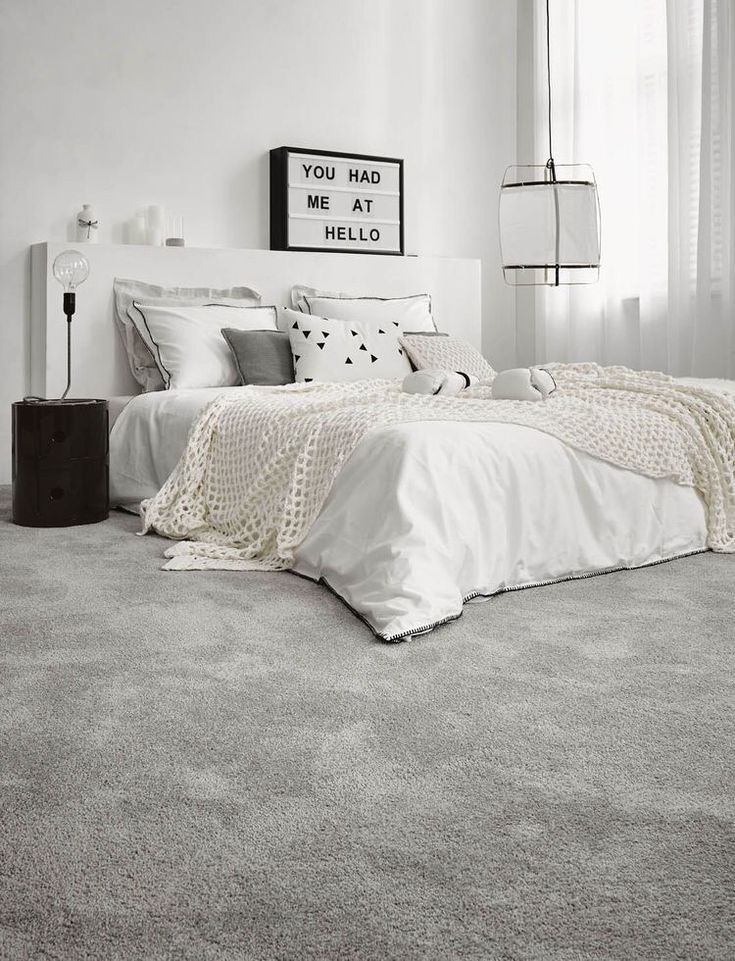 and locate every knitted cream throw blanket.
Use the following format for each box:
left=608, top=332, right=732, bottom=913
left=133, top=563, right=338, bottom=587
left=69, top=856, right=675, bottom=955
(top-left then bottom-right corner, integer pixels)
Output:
left=140, top=364, right=735, bottom=569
